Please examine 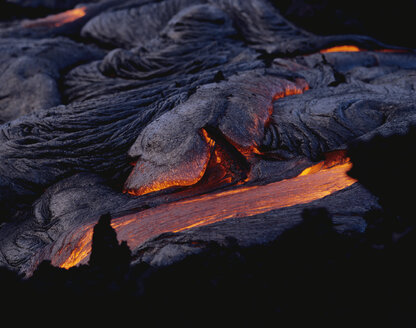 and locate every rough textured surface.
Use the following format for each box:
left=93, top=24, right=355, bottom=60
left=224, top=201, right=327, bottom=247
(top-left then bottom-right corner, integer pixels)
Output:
left=0, top=0, right=415, bottom=275
left=0, top=37, right=103, bottom=123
